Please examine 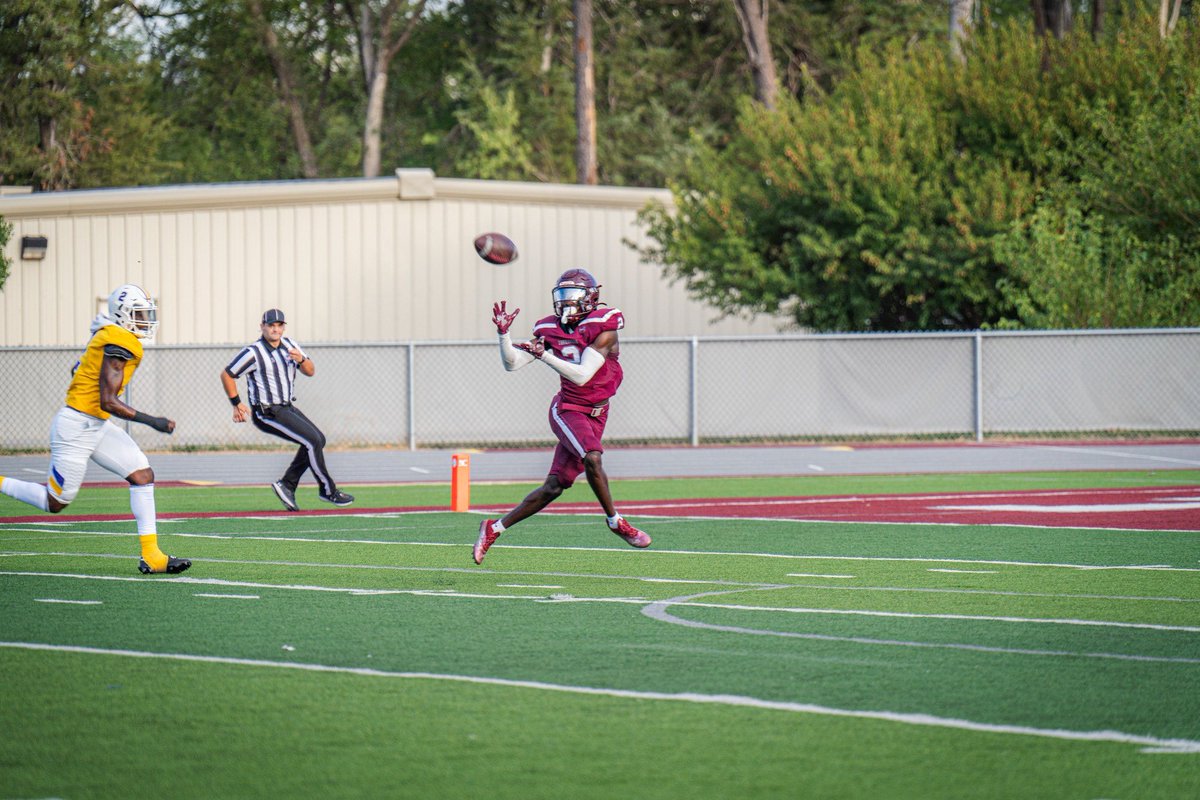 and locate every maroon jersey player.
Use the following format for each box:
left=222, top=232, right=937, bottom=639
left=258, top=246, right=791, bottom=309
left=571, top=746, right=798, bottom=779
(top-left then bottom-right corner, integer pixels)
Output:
left=473, top=269, right=652, bottom=565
